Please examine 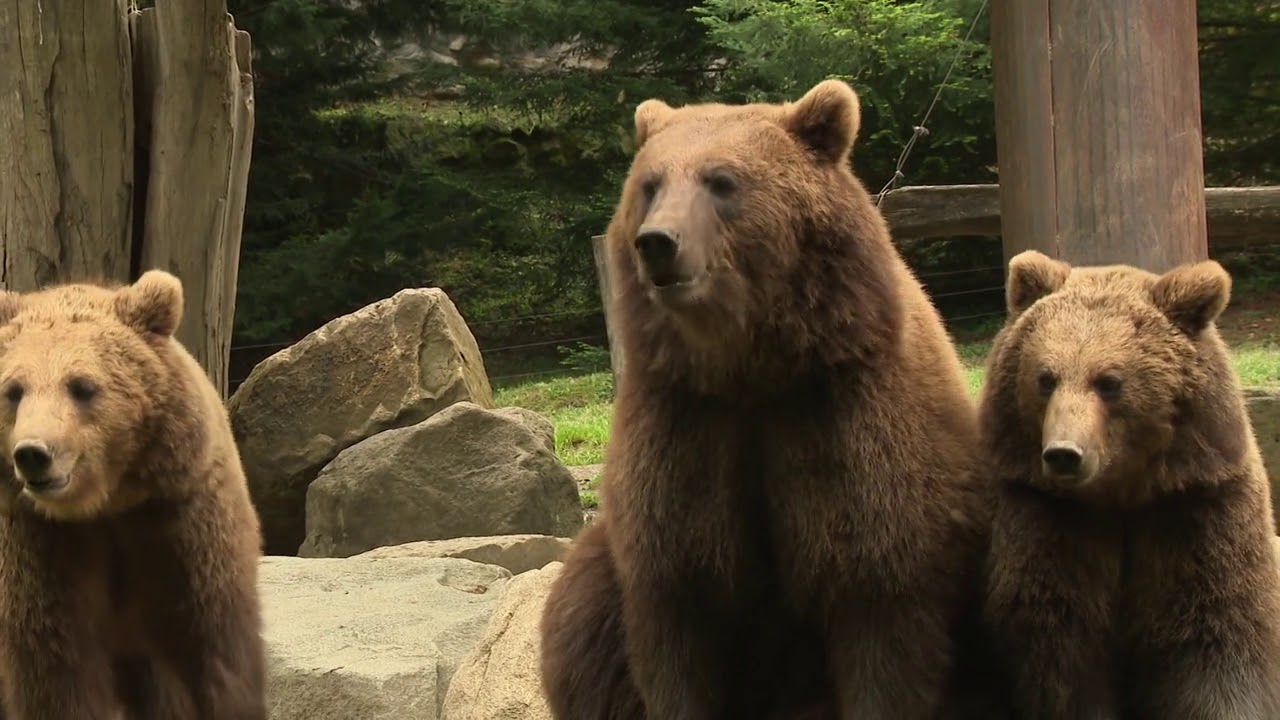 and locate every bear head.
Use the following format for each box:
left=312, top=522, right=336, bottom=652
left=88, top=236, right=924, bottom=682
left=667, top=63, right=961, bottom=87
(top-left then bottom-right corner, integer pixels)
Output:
left=606, top=79, right=902, bottom=391
left=981, top=250, right=1247, bottom=507
left=0, top=270, right=189, bottom=520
